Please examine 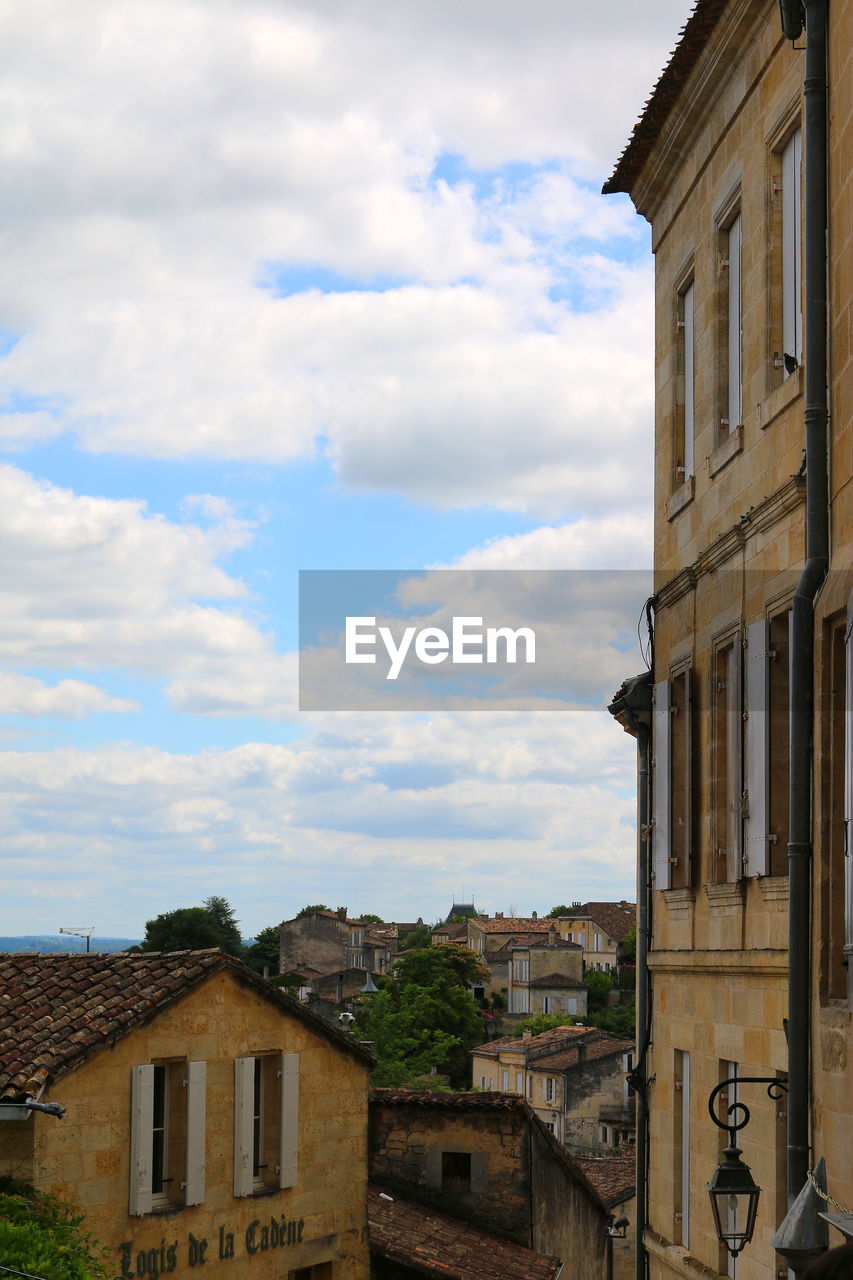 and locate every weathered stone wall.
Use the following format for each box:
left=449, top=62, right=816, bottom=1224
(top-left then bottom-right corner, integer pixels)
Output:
left=368, top=1100, right=531, bottom=1247
left=0, top=969, right=370, bottom=1279
left=279, top=913, right=347, bottom=976
left=529, top=1122, right=609, bottom=1280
